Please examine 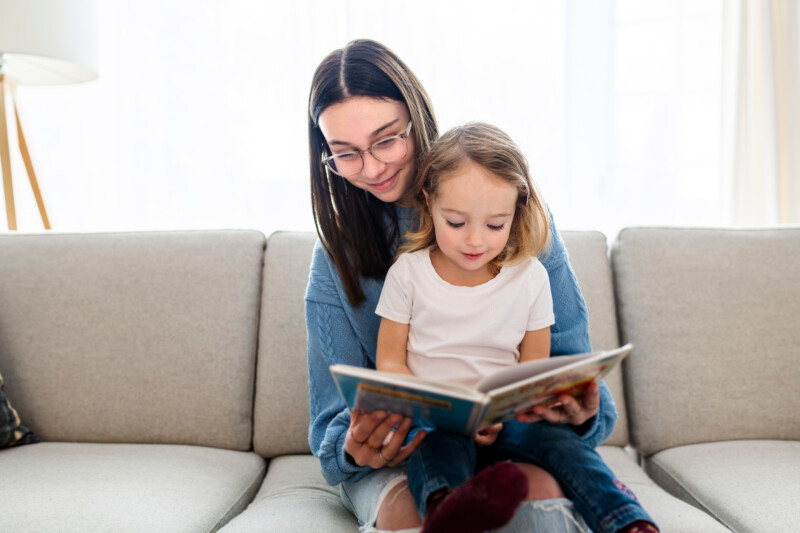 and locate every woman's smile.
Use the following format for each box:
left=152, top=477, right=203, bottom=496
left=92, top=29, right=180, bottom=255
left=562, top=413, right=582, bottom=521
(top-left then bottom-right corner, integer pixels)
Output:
left=367, top=171, right=400, bottom=192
